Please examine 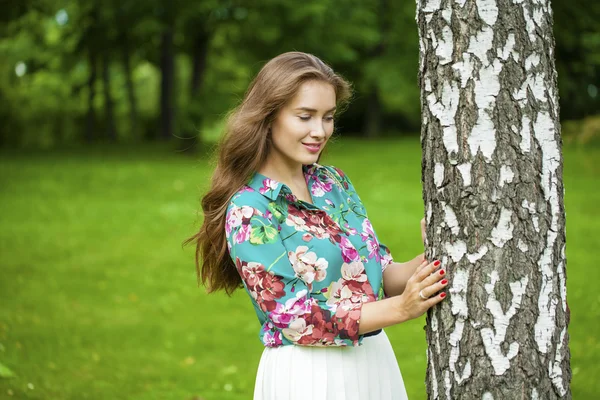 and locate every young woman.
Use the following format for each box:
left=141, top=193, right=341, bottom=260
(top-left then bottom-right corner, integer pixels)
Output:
left=190, top=52, right=448, bottom=400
